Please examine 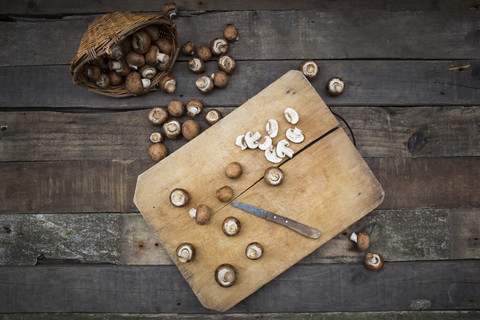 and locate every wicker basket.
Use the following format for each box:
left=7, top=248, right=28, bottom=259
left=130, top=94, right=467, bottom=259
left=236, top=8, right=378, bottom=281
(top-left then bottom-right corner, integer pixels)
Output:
left=70, top=12, right=178, bottom=97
